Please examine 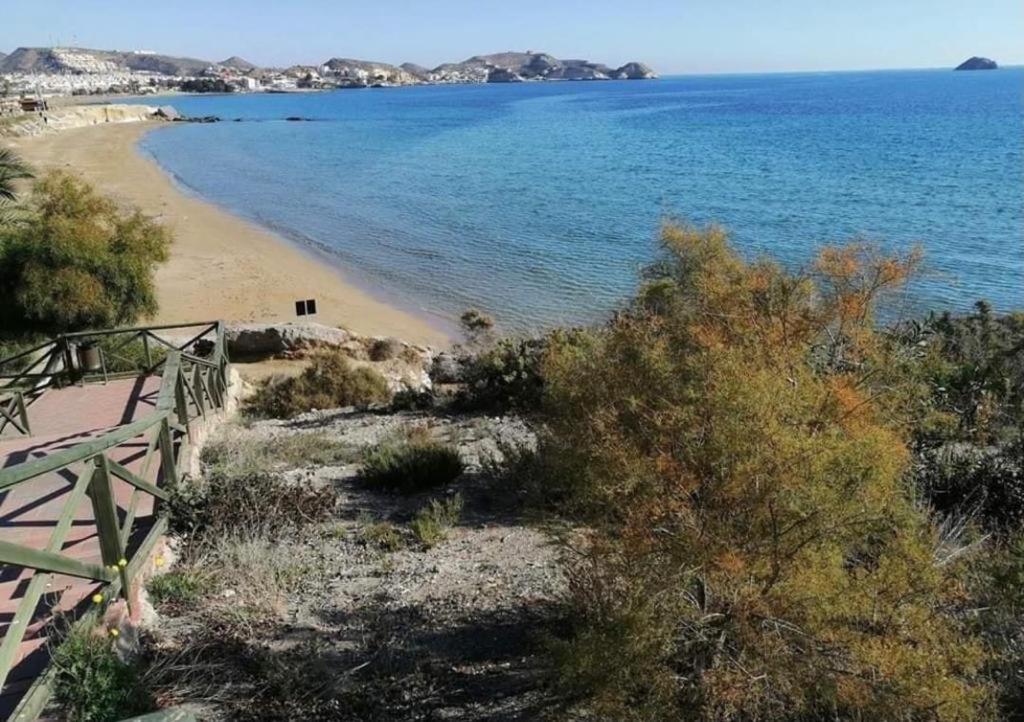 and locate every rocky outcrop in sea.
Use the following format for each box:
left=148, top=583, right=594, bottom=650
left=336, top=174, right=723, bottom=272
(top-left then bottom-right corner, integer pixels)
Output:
left=955, top=56, right=998, bottom=70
